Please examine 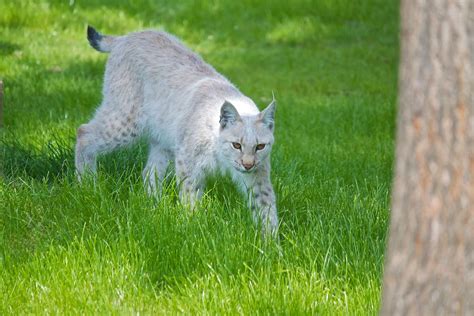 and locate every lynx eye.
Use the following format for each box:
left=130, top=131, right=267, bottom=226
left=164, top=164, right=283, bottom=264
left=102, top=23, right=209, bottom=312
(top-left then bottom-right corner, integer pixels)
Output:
left=256, top=144, right=266, bottom=151
left=232, top=142, right=241, bottom=150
